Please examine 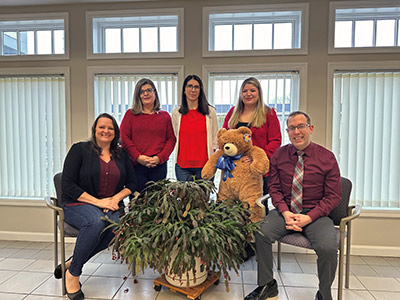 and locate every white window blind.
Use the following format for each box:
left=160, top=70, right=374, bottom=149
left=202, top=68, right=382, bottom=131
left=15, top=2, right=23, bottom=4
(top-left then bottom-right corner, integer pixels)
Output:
left=94, top=74, right=178, bottom=123
left=208, top=72, right=299, bottom=145
left=0, top=75, right=66, bottom=198
left=94, top=73, right=178, bottom=179
left=332, top=71, right=400, bottom=209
